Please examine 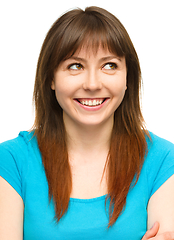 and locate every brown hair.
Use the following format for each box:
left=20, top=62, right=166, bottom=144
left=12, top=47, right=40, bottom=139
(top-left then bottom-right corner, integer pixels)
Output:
left=33, top=6, right=149, bottom=227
